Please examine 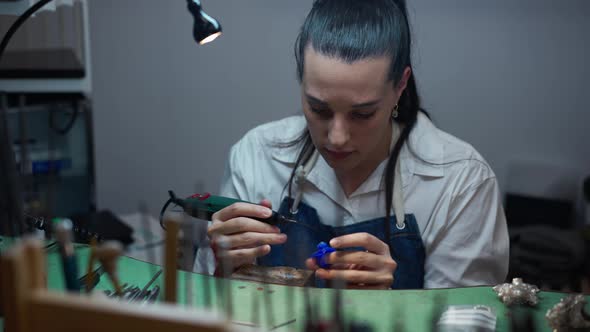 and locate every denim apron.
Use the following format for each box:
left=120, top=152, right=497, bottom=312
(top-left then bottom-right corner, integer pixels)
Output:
left=258, top=120, right=426, bottom=289
left=257, top=198, right=425, bottom=289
